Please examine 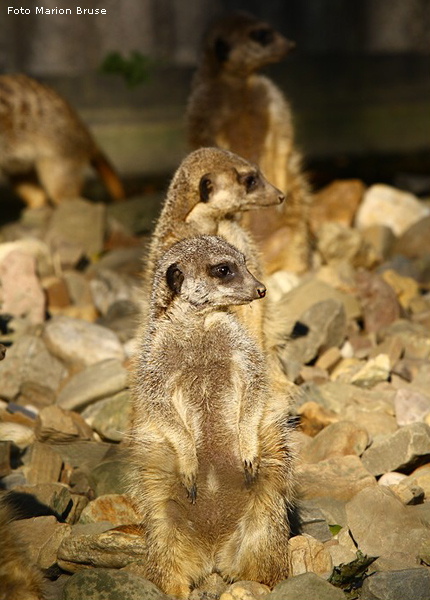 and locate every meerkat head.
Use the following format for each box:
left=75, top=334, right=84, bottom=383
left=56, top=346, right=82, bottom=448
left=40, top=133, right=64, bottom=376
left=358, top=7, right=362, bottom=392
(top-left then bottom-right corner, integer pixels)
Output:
left=167, top=148, right=284, bottom=224
left=203, top=12, right=295, bottom=76
left=153, top=235, right=266, bottom=315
